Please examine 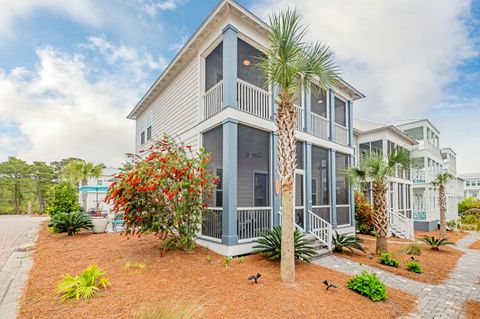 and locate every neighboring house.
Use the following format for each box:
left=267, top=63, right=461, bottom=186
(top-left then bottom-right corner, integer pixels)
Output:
left=127, top=0, right=364, bottom=256
left=395, top=120, right=461, bottom=231
left=460, top=172, right=480, bottom=199
left=353, top=119, right=417, bottom=239
left=78, top=167, right=119, bottom=213
left=440, top=148, right=464, bottom=221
